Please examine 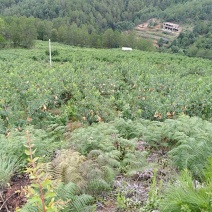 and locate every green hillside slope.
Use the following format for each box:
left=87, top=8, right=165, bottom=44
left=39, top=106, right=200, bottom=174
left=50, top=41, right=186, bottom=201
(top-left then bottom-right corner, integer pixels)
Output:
left=0, top=40, right=211, bottom=131
left=0, top=41, right=211, bottom=211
